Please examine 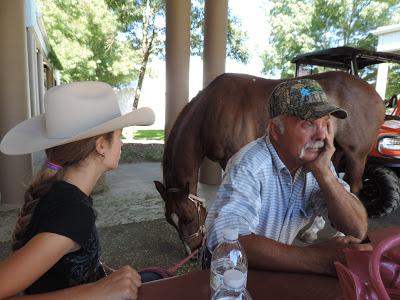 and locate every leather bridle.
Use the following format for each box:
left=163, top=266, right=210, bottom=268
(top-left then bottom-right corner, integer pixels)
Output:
left=182, top=193, right=206, bottom=244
